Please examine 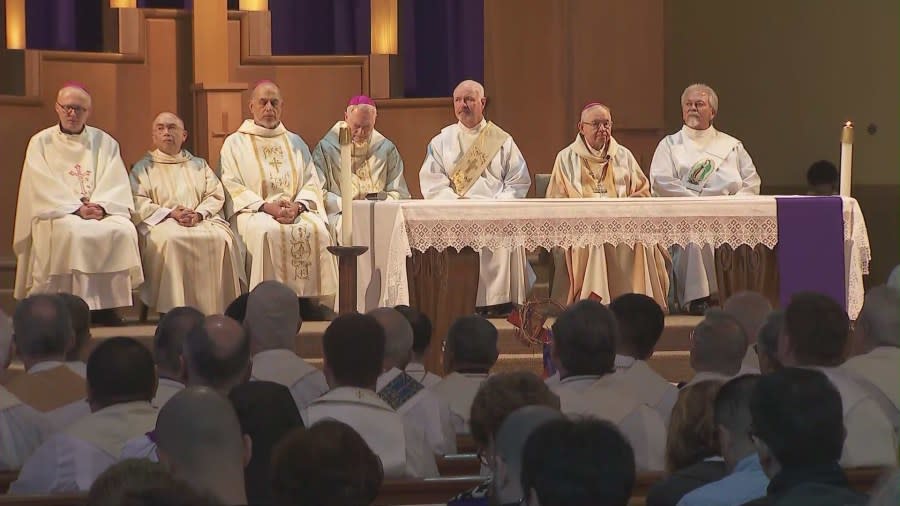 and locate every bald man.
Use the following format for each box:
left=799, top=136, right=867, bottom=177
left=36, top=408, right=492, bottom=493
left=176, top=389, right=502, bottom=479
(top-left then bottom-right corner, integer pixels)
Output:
left=130, top=112, right=244, bottom=315
left=686, top=309, right=751, bottom=387
left=219, top=81, right=337, bottom=300
left=546, top=103, right=670, bottom=310
left=420, top=80, right=534, bottom=312
left=14, top=84, right=142, bottom=322
left=722, top=291, right=772, bottom=372
left=312, top=96, right=410, bottom=241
